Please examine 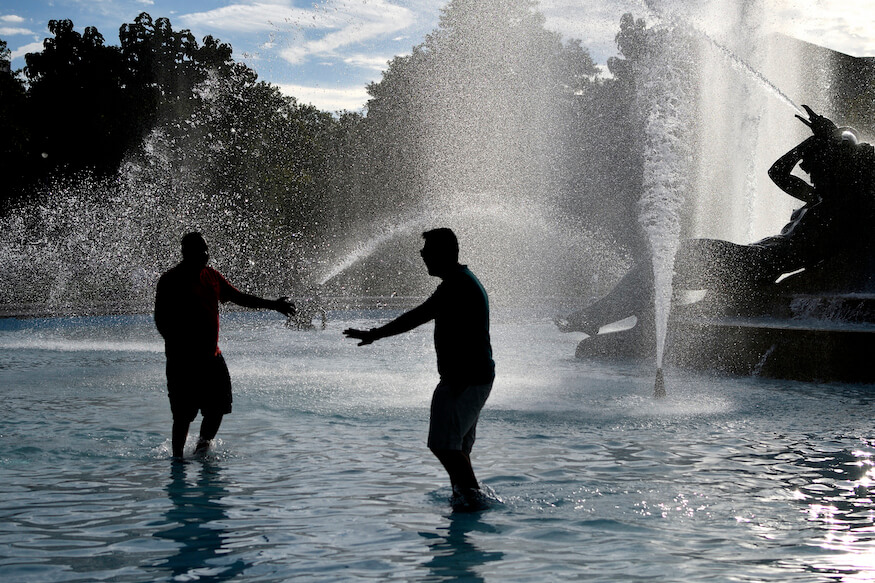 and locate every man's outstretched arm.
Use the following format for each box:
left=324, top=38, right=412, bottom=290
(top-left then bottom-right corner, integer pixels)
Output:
left=344, top=300, right=436, bottom=346
left=227, top=288, right=296, bottom=317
